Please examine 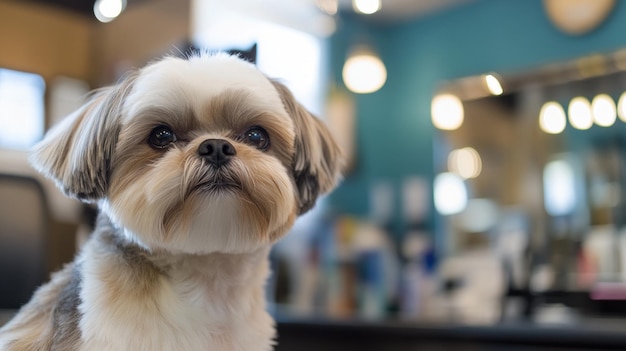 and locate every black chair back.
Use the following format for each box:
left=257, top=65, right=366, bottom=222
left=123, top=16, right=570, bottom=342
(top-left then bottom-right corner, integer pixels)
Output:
left=0, top=173, right=48, bottom=309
